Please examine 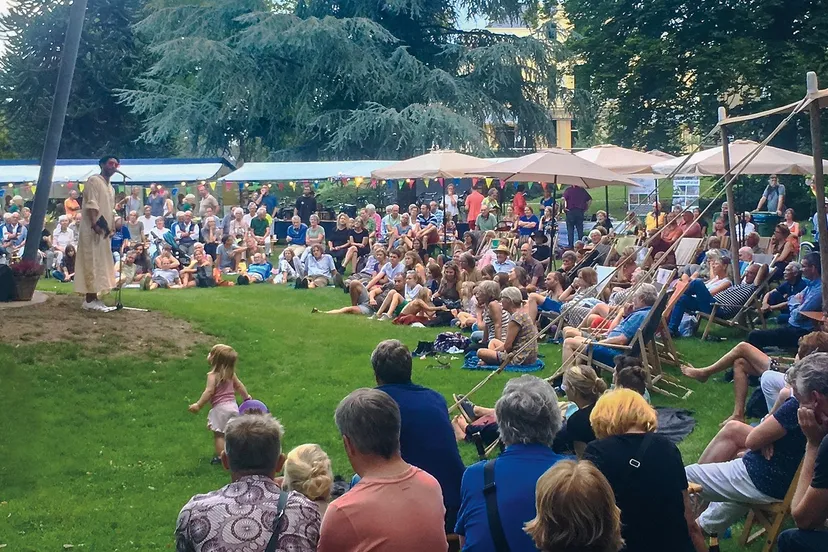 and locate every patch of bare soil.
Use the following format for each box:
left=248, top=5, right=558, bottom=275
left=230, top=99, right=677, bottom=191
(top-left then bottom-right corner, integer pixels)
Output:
left=0, top=293, right=211, bottom=356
